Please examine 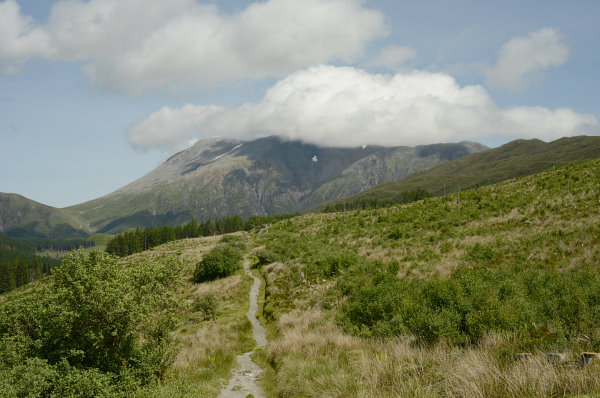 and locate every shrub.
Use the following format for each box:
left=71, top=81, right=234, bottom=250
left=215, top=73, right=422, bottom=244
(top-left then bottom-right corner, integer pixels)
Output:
left=194, top=293, right=219, bottom=320
left=220, top=235, right=247, bottom=250
left=339, top=262, right=600, bottom=346
left=194, top=245, right=243, bottom=282
left=0, top=250, right=183, bottom=396
left=253, top=249, right=281, bottom=269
